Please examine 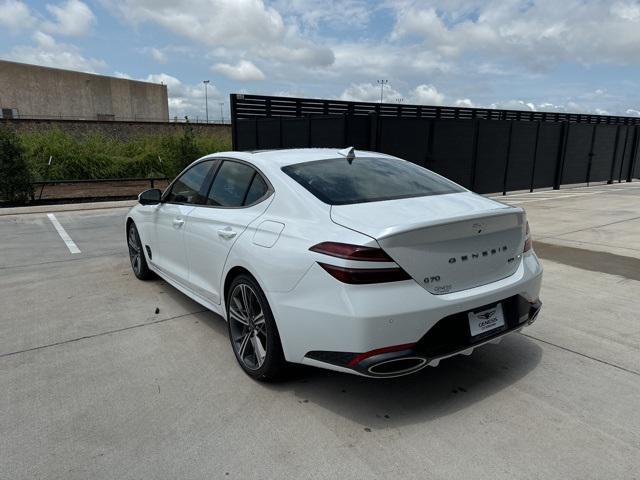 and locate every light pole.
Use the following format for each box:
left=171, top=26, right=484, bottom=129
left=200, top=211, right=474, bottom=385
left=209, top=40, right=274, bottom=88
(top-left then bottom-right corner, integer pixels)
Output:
left=377, top=79, right=388, bottom=103
left=203, top=80, right=210, bottom=123
left=219, top=102, right=224, bottom=123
